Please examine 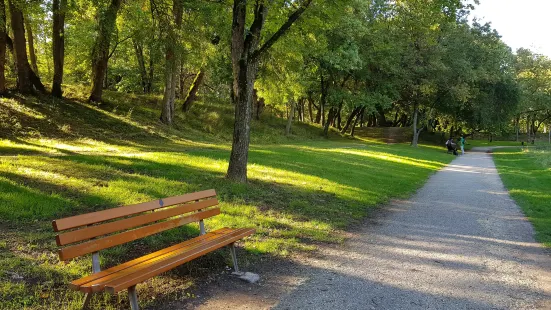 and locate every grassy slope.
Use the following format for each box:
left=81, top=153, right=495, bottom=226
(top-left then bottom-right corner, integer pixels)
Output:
left=493, top=147, right=551, bottom=248
left=0, top=87, right=453, bottom=309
